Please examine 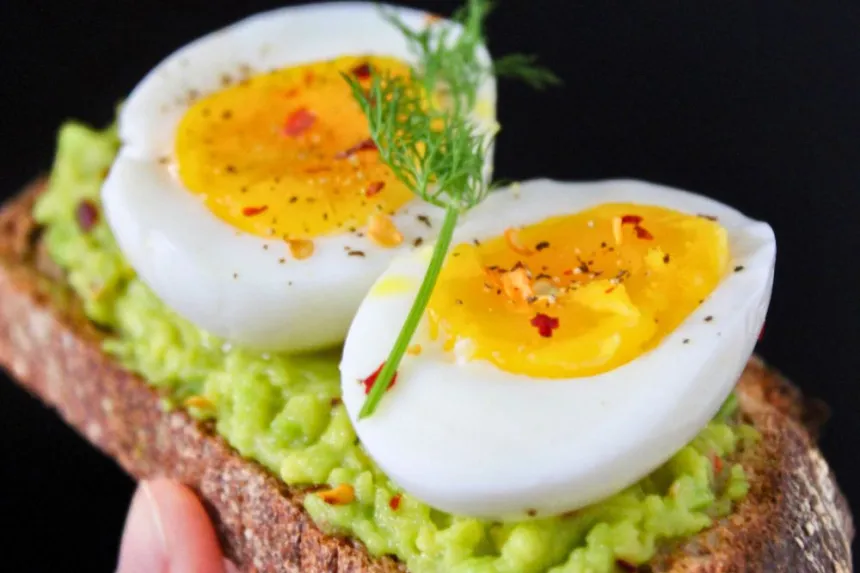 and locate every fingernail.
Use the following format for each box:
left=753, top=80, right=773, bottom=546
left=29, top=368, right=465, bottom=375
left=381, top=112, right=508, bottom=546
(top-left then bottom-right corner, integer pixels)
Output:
left=116, top=481, right=168, bottom=573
